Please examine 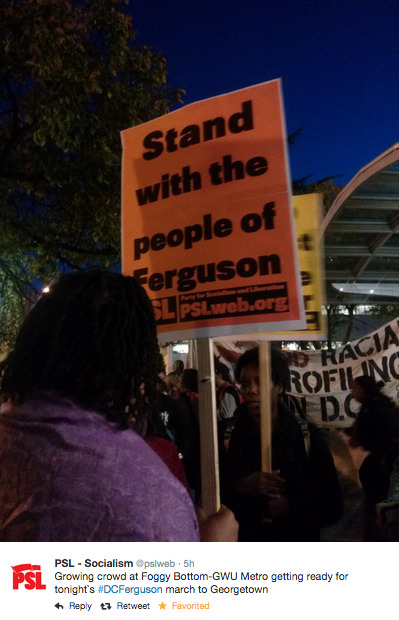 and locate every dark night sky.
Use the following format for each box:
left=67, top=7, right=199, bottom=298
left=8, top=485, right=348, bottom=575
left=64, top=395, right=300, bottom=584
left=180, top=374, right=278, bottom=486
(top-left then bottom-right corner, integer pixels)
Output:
left=131, top=0, right=399, bottom=187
